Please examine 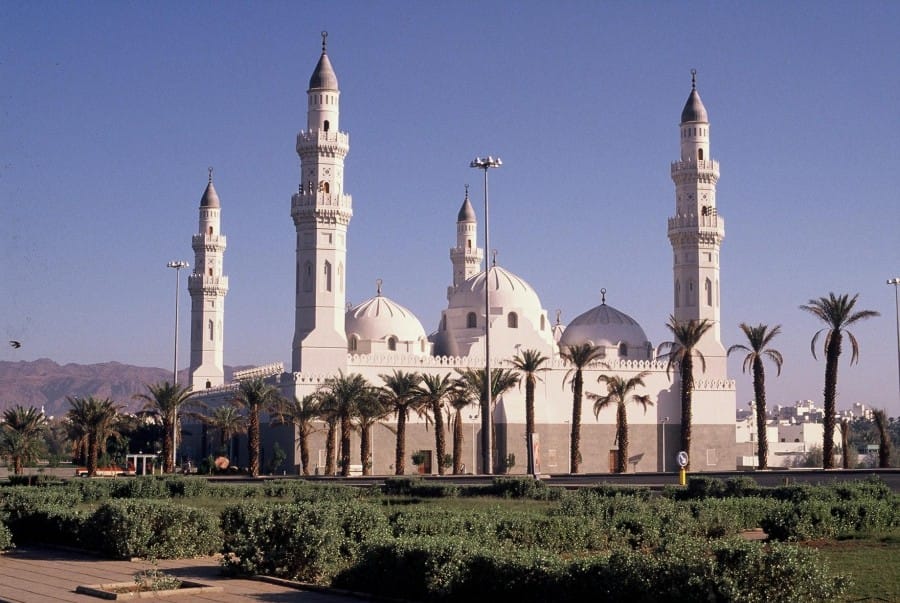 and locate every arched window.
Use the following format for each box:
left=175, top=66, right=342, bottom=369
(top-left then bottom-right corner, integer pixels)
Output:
left=322, top=182, right=330, bottom=193
left=618, top=342, right=628, bottom=357
left=208, top=226, right=213, bottom=235
left=208, top=268, right=213, bottom=276
left=698, top=148, right=704, bottom=161
left=348, top=336, right=358, bottom=352
left=205, top=380, right=211, bottom=389
left=705, top=278, right=712, bottom=306
left=387, top=337, right=397, bottom=351
left=675, top=280, right=681, bottom=308
left=303, top=261, right=313, bottom=292
left=208, top=319, right=214, bottom=341
left=540, top=314, right=546, bottom=330
left=323, top=261, right=332, bottom=292
left=467, top=239, right=472, bottom=249
left=507, top=312, right=518, bottom=328
left=323, top=120, right=330, bottom=132
left=467, top=312, right=477, bottom=328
